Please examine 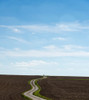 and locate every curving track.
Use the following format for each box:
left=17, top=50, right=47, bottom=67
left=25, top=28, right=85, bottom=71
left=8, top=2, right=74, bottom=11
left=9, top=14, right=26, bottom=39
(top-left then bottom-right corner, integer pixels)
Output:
left=24, top=77, right=47, bottom=100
